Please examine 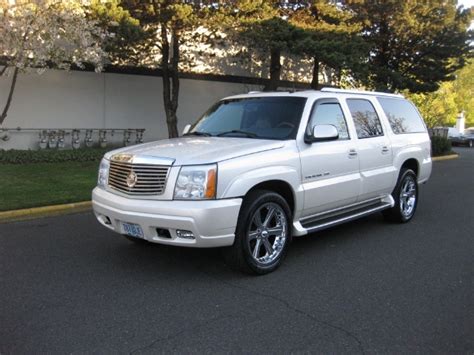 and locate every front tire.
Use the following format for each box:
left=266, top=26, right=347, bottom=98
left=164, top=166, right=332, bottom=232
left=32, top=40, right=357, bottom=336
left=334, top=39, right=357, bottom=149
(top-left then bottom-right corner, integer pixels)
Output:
left=223, top=190, right=292, bottom=275
left=383, top=168, right=418, bottom=223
